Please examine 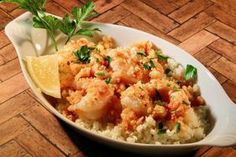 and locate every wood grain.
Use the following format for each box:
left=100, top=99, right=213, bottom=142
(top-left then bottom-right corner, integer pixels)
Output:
left=169, top=0, right=213, bottom=23
left=179, top=30, right=218, bottom=54
left=0, top=0, right=236, bottom=156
